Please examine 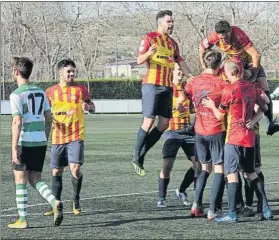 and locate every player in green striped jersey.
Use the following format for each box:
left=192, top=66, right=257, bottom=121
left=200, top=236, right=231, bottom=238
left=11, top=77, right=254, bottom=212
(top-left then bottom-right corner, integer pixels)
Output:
left=8, top=57, right=63, bottom=229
